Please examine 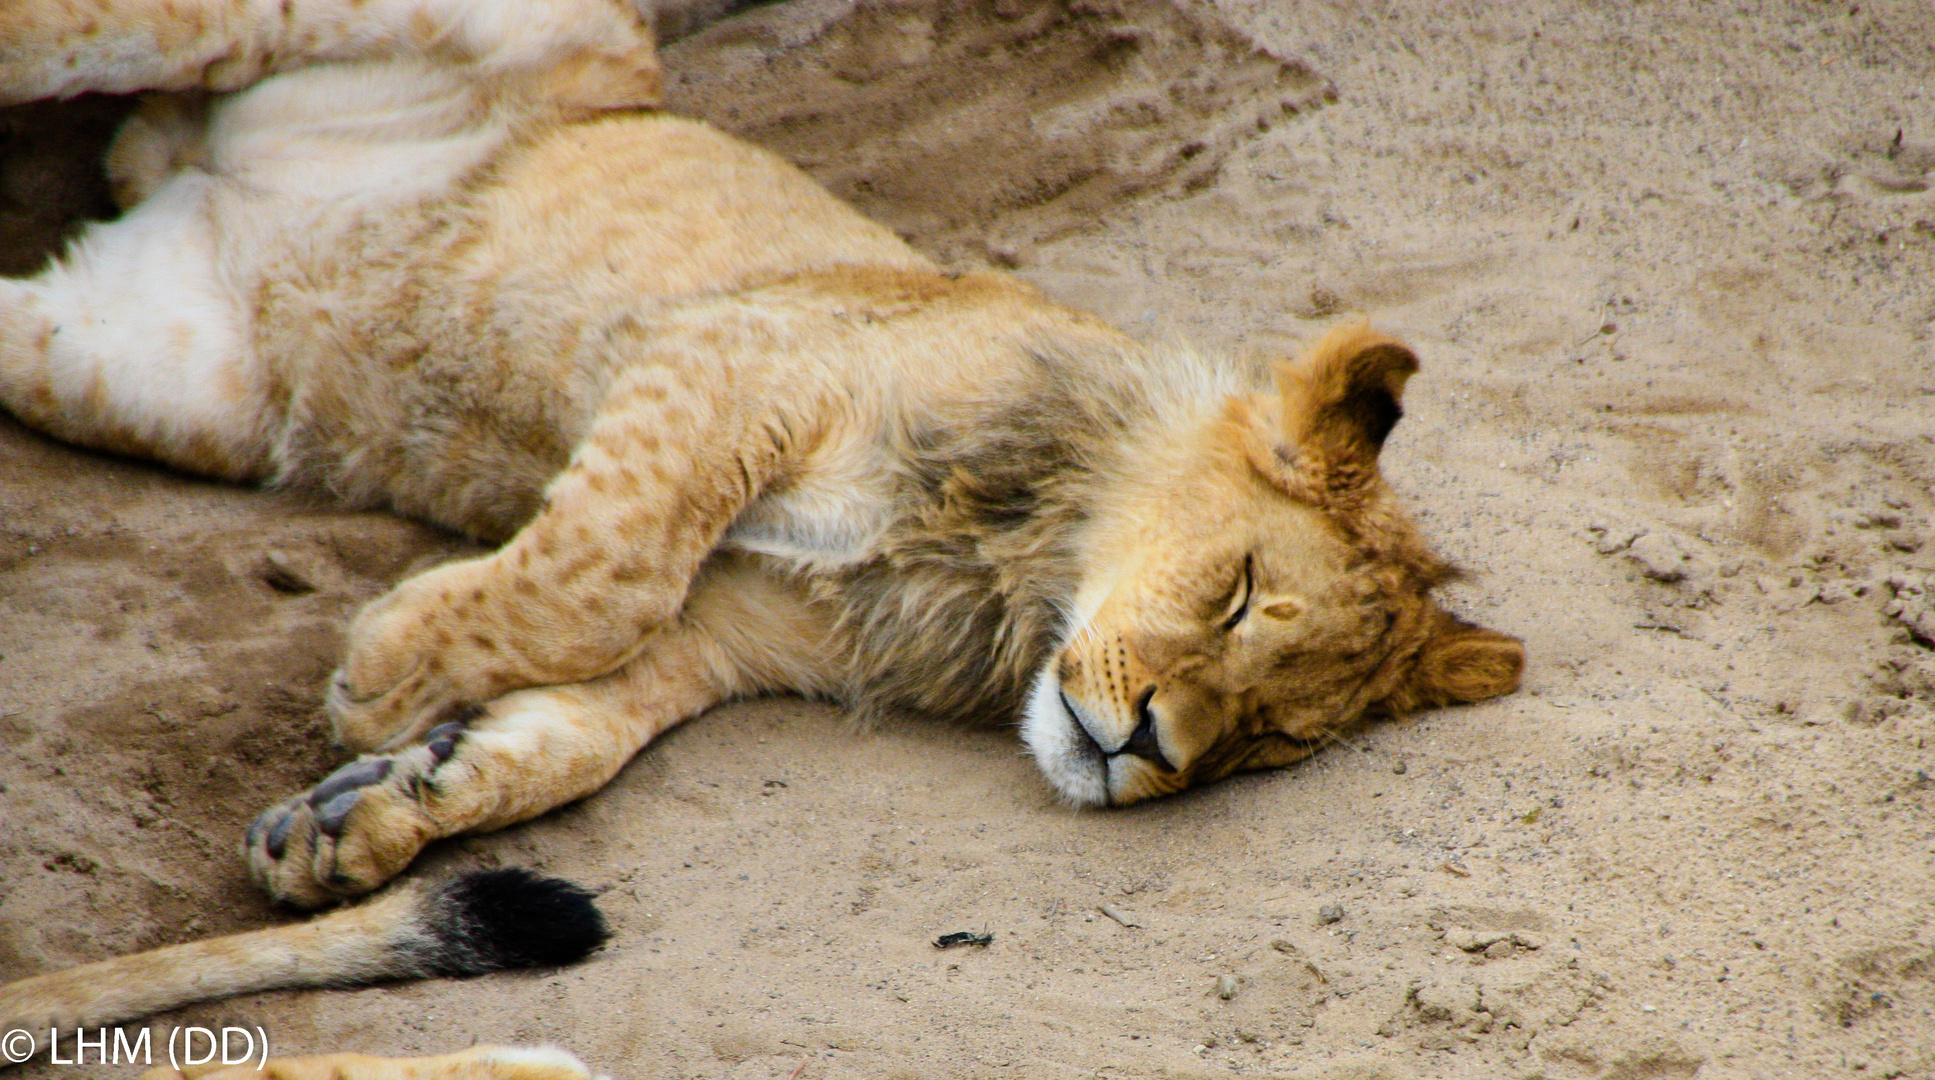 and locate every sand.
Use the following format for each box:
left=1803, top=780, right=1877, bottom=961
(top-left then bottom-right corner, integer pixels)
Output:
left=2, top=1, right=1932, bottom=1077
